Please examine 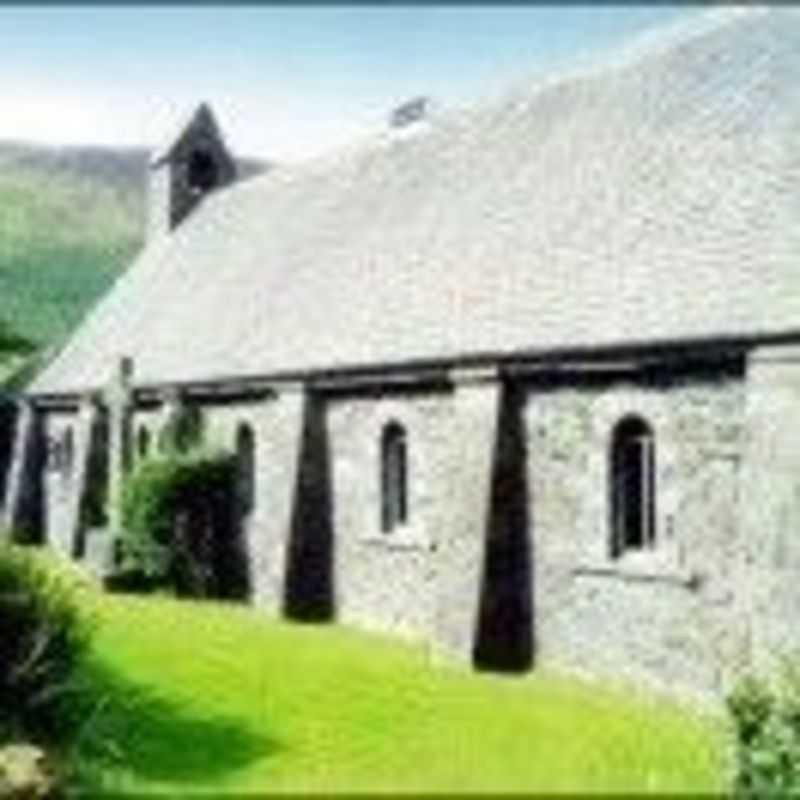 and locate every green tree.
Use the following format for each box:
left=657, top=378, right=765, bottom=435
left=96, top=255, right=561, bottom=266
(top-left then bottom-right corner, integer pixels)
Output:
left=0, top=318, right=35, bottom=389
left=0, top=319, right=31, bottom=354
